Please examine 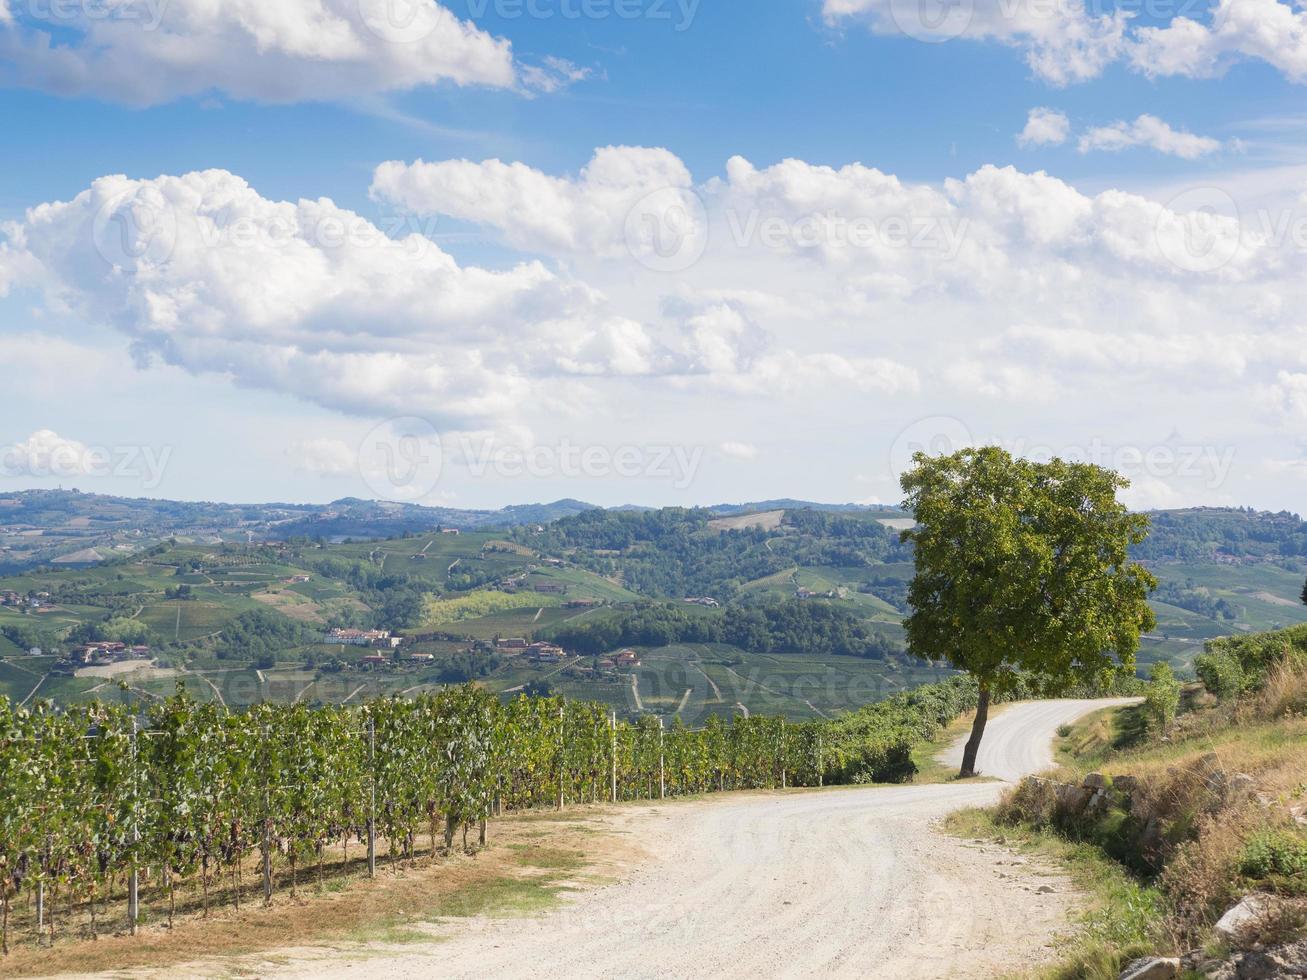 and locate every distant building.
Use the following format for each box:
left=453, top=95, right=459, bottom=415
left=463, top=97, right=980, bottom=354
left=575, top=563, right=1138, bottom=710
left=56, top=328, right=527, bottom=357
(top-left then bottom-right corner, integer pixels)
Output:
left=358, top=655, right=390, bottom=668
left=327, top=628, right=399, bottom=648
left=496, top=637, right=529, bottom=650
left=565, top=599, right=600, bottom=609
left=613, top=649, right=641, bottom=668
left=527, top=642, right=566, bottom=664
left=684, top=596, right=720, bottom=607
left=398, top=651, right=434, bottom=663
